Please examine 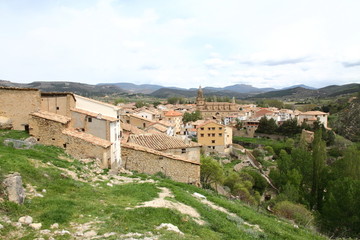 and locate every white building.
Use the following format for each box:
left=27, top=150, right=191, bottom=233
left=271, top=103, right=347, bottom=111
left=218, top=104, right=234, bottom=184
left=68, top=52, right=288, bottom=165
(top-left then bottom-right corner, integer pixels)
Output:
left=74, top=95, right=121, bottom=168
